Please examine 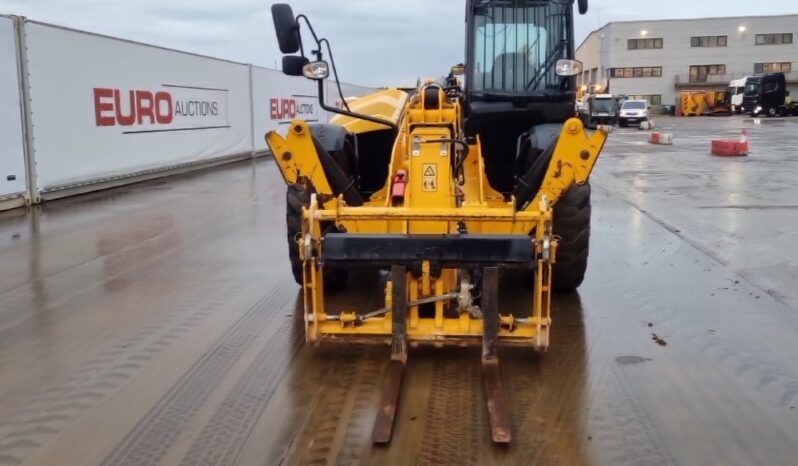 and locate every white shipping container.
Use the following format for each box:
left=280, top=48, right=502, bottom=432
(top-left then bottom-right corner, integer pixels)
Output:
left=251, top=66, right=326, bottom=152
left=23, top=21, right=253, bottom=193
left=0, top=15, right=27, bottom=201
